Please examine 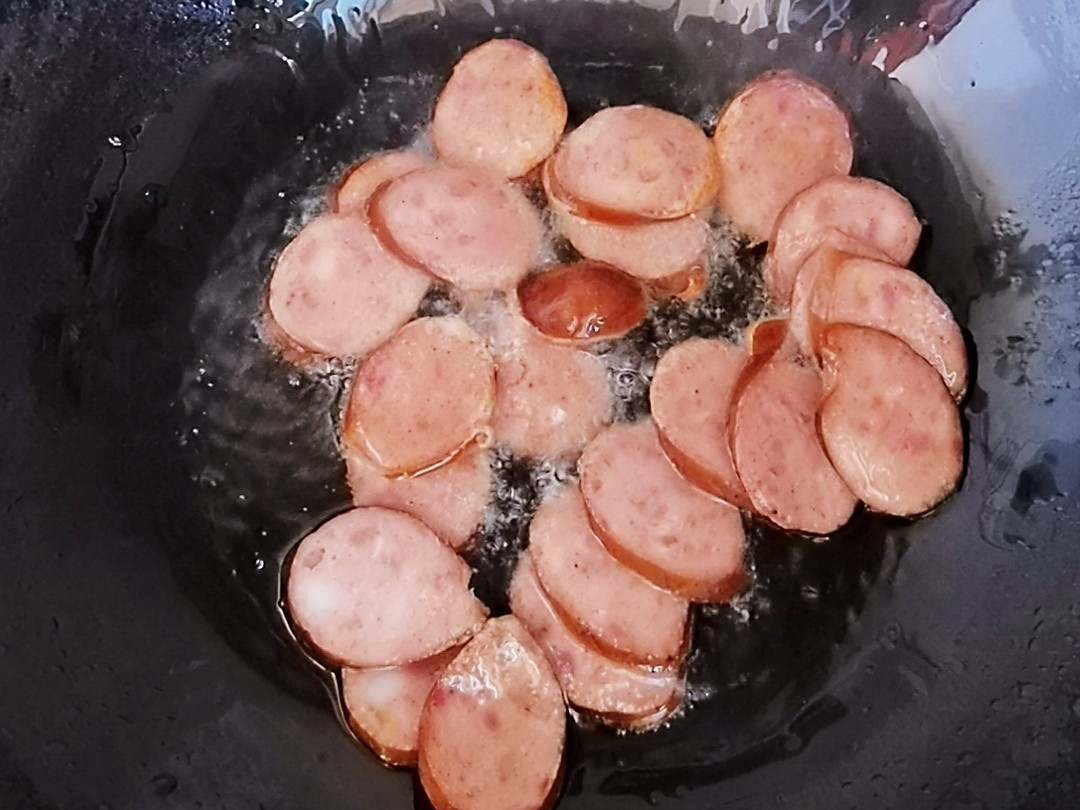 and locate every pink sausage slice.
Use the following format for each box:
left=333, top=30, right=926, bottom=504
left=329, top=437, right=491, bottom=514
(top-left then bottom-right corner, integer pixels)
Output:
left=341, top=646, right=460, bottom=767
left=431, top=39, right=567, bottom=180
left=809, top=256, right=968, bottom=400
left=510, top=554, right=683, bottom=731
left=345, top=443, right=492, bottom=551
left=819, top=325, right=963, bottom=516
left=370, top=164, right=542, bottom=291
left=713, top=71, right=853, bottom=243
left=333, top=149, right=430, bottom=215
left=552, top=105, right=721, bottom=223
left=286, top=507, right=487, bottom=668
left=342, top=316, right=496, bottom=477
left=578, top=419, right=746, bottom=602
left=528, top=486, right=689, bottom=667
left=266, top=214, right=430, bottom=359
left=418, top=616, right=565, bottom=810
left=765, top=175, right=922, bottom=305
left=729, top=337, right=858, bottom=533
left=650, top=338, right=751, bottom=509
